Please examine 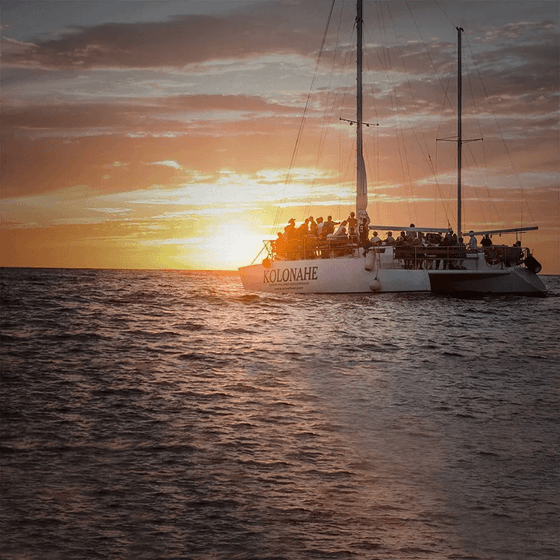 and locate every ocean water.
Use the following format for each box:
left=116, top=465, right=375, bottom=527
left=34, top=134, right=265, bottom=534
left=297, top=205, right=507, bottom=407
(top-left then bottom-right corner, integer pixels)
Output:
left=1, top=267, right=558, bottom=560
